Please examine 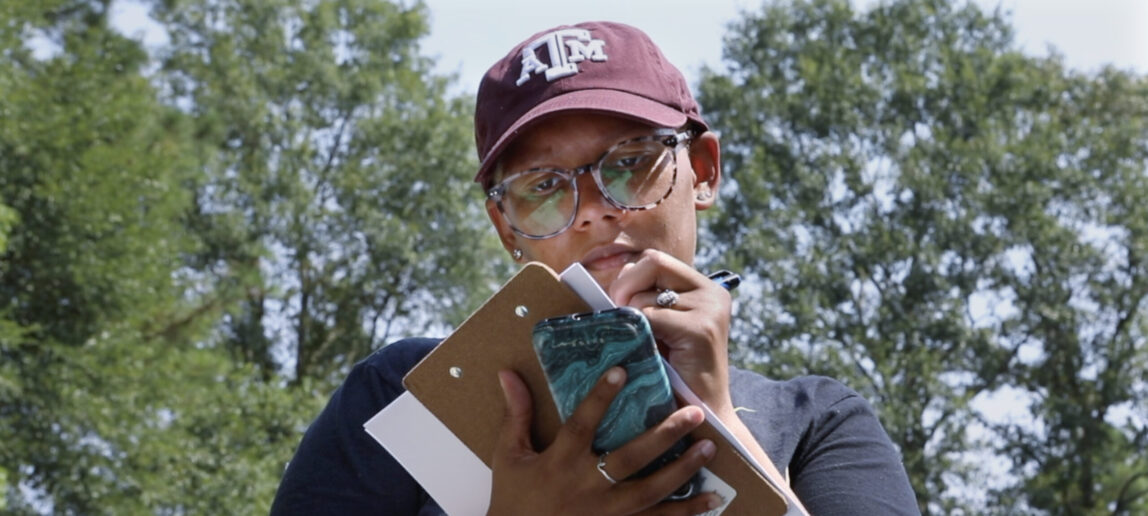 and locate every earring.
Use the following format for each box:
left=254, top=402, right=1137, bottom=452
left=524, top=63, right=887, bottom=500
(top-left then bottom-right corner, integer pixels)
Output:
left=697, top=189, right=713, bottom=201
left=512, top=249, right=523, bottom=261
